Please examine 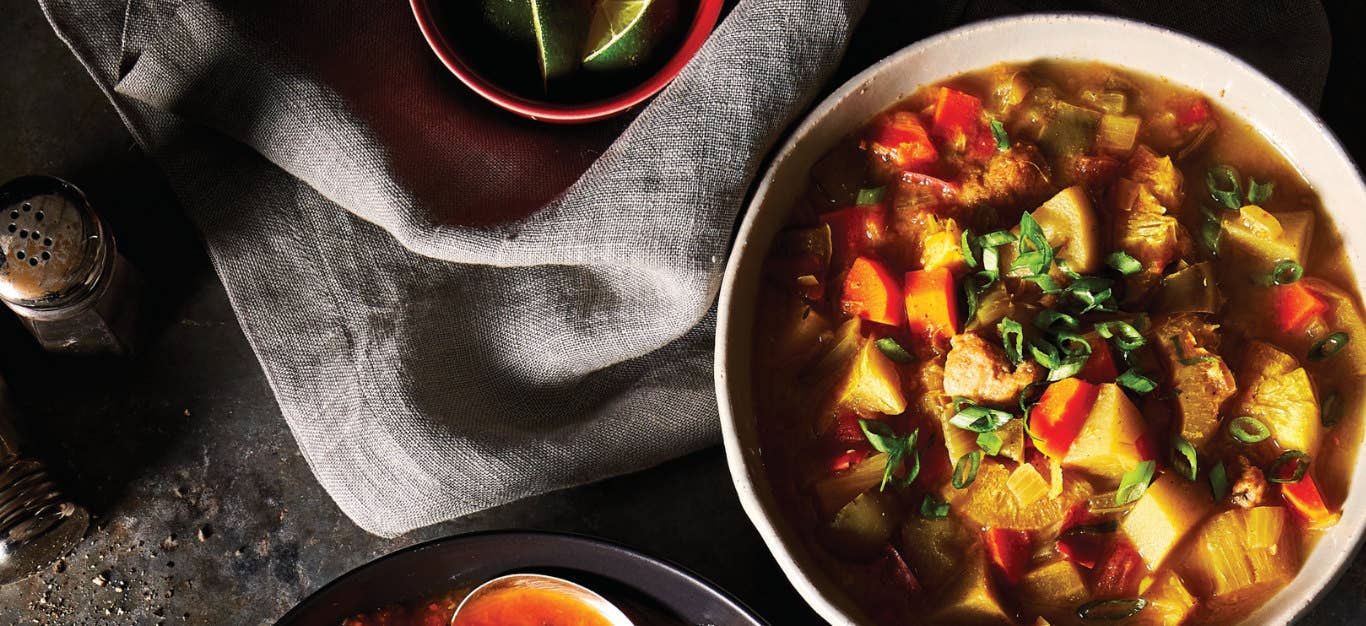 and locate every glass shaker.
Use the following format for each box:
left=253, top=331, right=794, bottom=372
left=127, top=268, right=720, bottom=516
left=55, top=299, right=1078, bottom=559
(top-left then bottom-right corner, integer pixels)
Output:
left=0, top=175, right=139, bottom=354
left=0, top=375, right=88, bottom=584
